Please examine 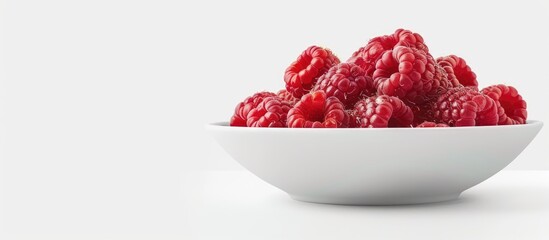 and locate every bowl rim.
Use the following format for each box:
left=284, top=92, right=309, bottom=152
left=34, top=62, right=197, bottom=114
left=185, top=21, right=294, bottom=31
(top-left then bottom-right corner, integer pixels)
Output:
left=206, top=120, right=543, bottom=131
